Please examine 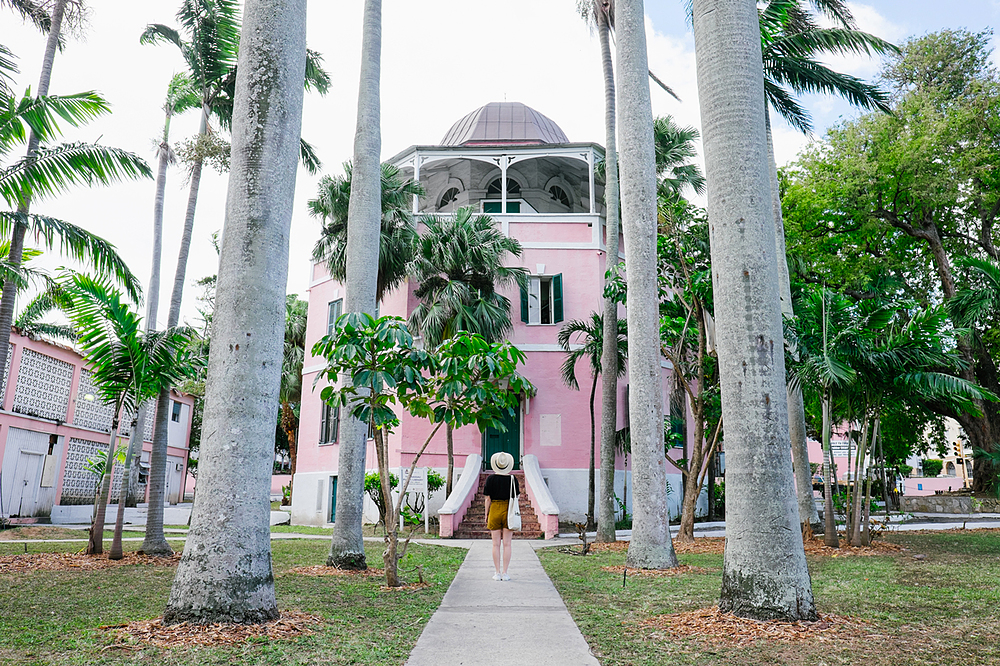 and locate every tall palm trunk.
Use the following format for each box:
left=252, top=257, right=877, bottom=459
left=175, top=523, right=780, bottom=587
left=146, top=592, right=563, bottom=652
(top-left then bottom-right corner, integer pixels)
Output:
left=110, top=415, right=141, bottom=560
left=0, top=0, right=67, bottom=381
left=142, top=105, right=209, bottom=557
left=596, top=0, right=620, bottom=544
left=164, top=0, right=306, bottom=623
left=617, top=0, right=677, bottom=570
left=328, top=0, right=382, bottom=570
left=821, top=392, right=839, bottom=546
left=282, top=401, right=298, bottom=498
left=87, top=404, right=123, bottom=555
left=587, top=371, right=597, bottom=529
left=693, top=0, right=815, bottom=619
left=765, top=109, right=822, bottom=535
